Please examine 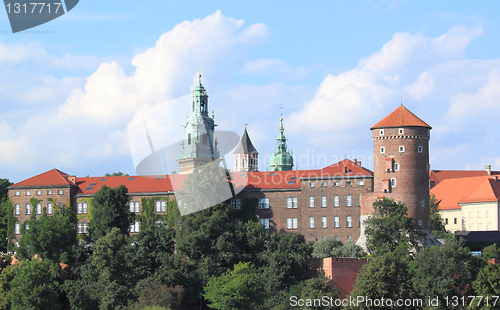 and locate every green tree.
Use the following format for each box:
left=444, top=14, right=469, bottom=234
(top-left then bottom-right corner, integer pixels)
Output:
left=471, top=263, right=500, bottom=309
left=104, top=172, right=129, bottom=176
left=129, top=283, right=184, bottom=310
left=346, top=245, right=416, bottom=310
left=18, top=203, right=77, bottom=263
left=0, top=200, right=13, bottom=252
left=364, top=197, right=423, bottom=256
left=89, top=185, right=133, bottom=242
left=481, top=245, right=500, bottom=261
left=312, top=237, right=343, bottom=258
left=0, top=179, right=12, bottom=202
left=411, top=238, right=473, bottom=310
left=331, top=240, right=366, bottom=258
left=204, top=262, right=266, bottom=310
left=7, top=259, right=62, bottom=310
